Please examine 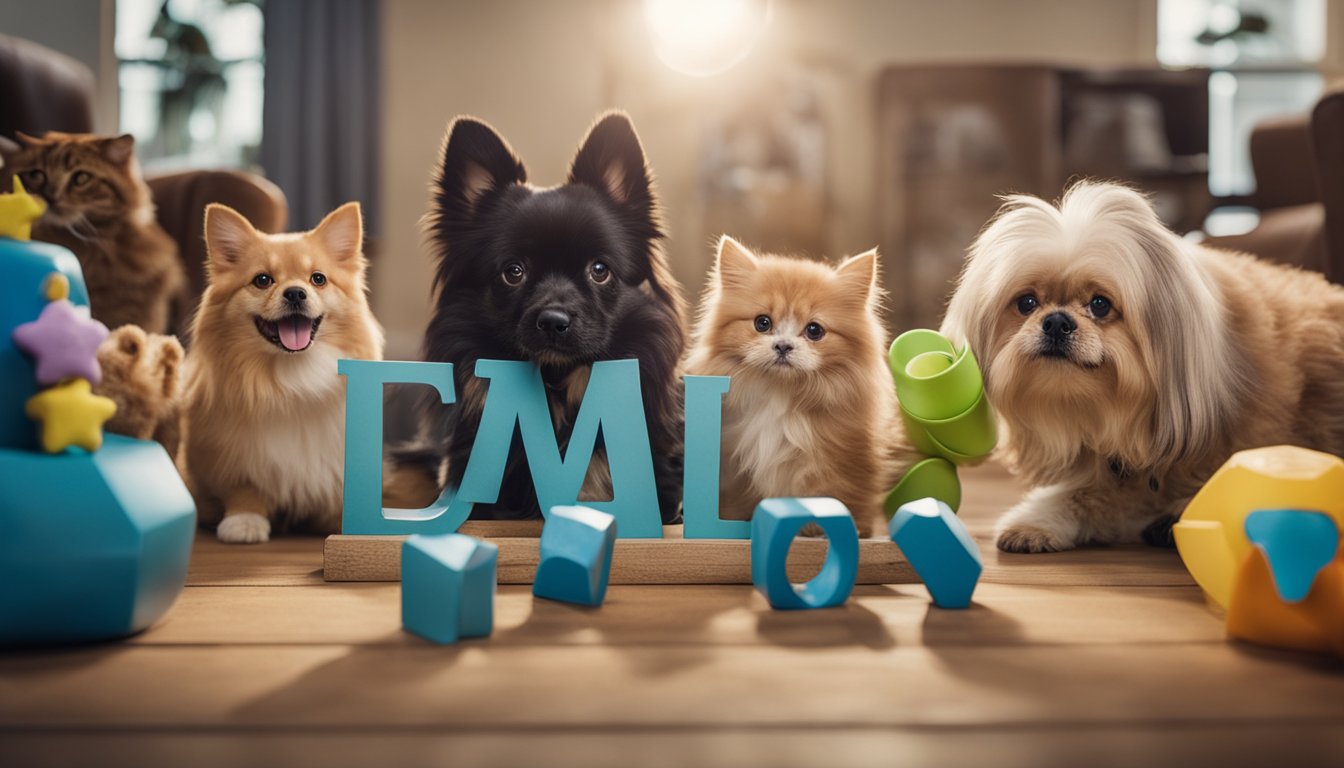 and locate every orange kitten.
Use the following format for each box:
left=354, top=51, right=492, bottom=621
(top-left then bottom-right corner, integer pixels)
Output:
left=685, top=236, right=903, bottom=537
